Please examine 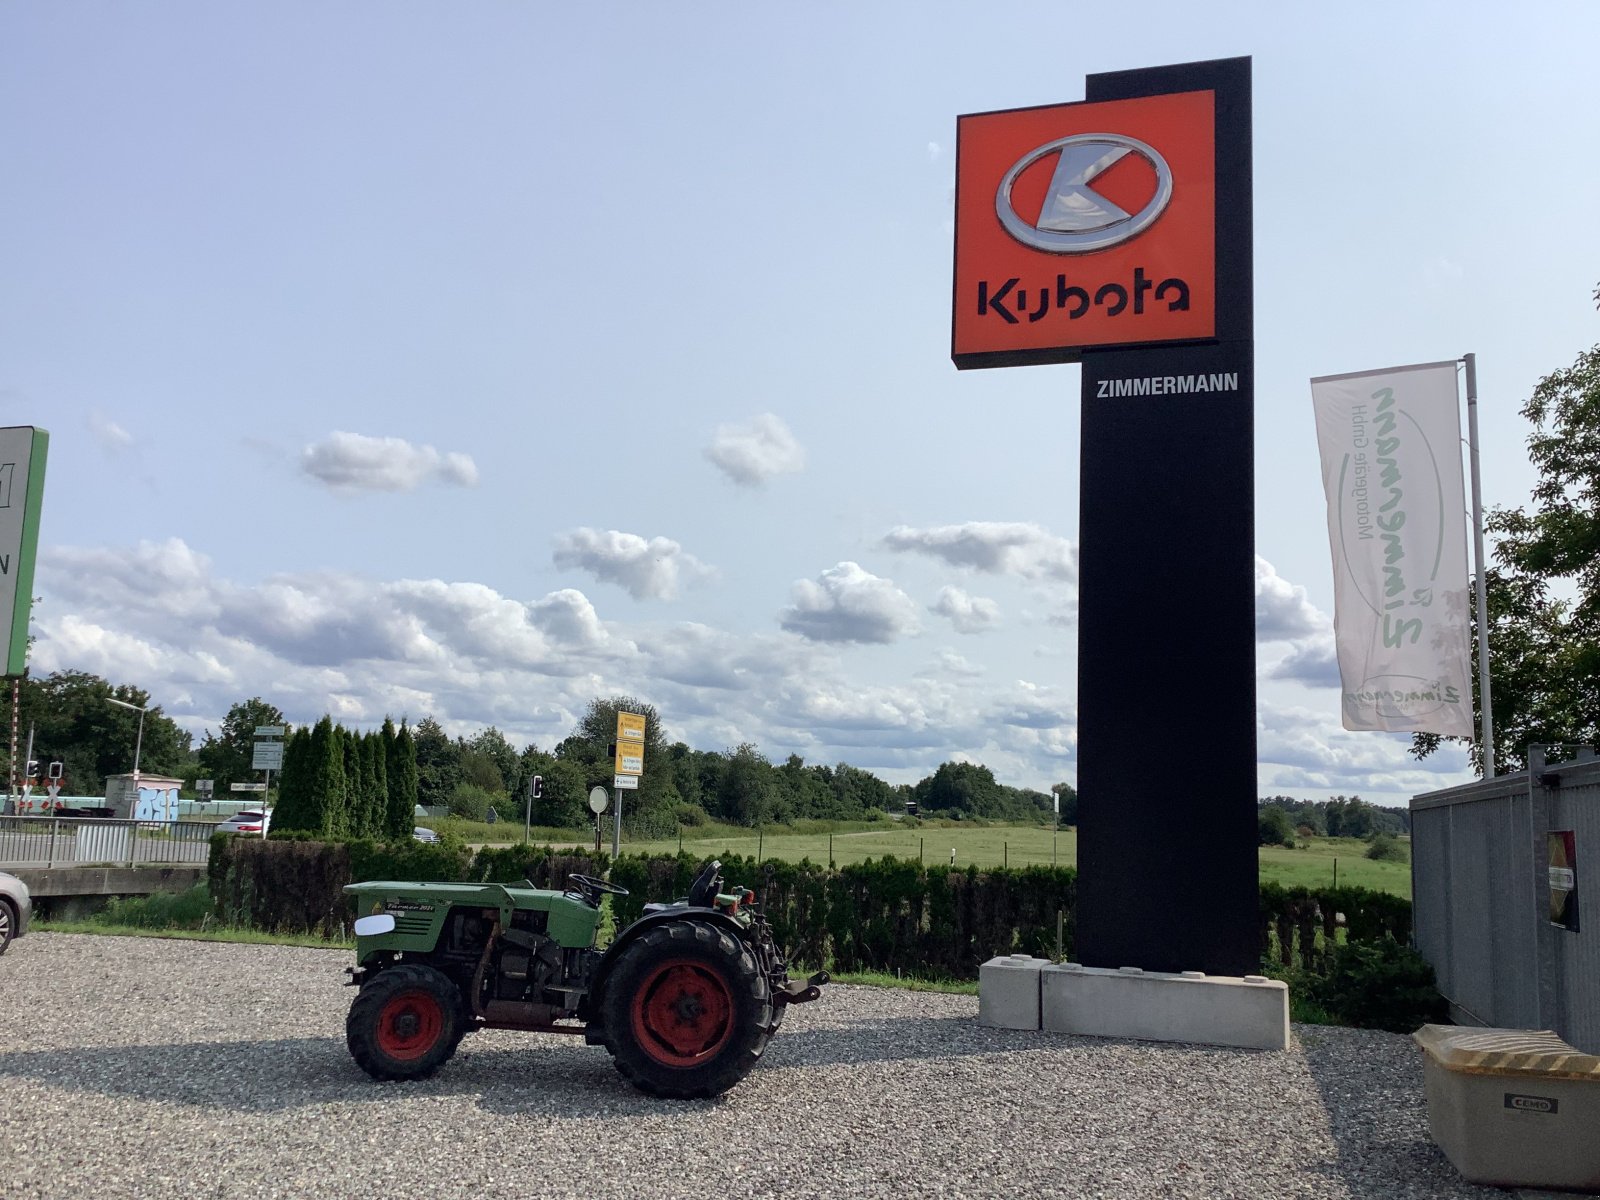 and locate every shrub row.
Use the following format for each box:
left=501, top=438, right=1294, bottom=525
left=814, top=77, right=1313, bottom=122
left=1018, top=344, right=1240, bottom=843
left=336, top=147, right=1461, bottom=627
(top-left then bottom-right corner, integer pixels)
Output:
left=209, top=837, right=1409, bottom=985
left=1259, top=882, right=1413, bottom=973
